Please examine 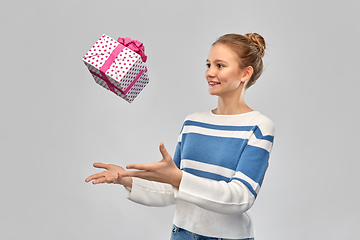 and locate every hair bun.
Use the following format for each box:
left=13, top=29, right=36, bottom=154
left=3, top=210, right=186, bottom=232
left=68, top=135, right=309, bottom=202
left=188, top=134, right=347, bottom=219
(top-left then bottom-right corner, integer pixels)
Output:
left=244, top=33, right=266, bottom=58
